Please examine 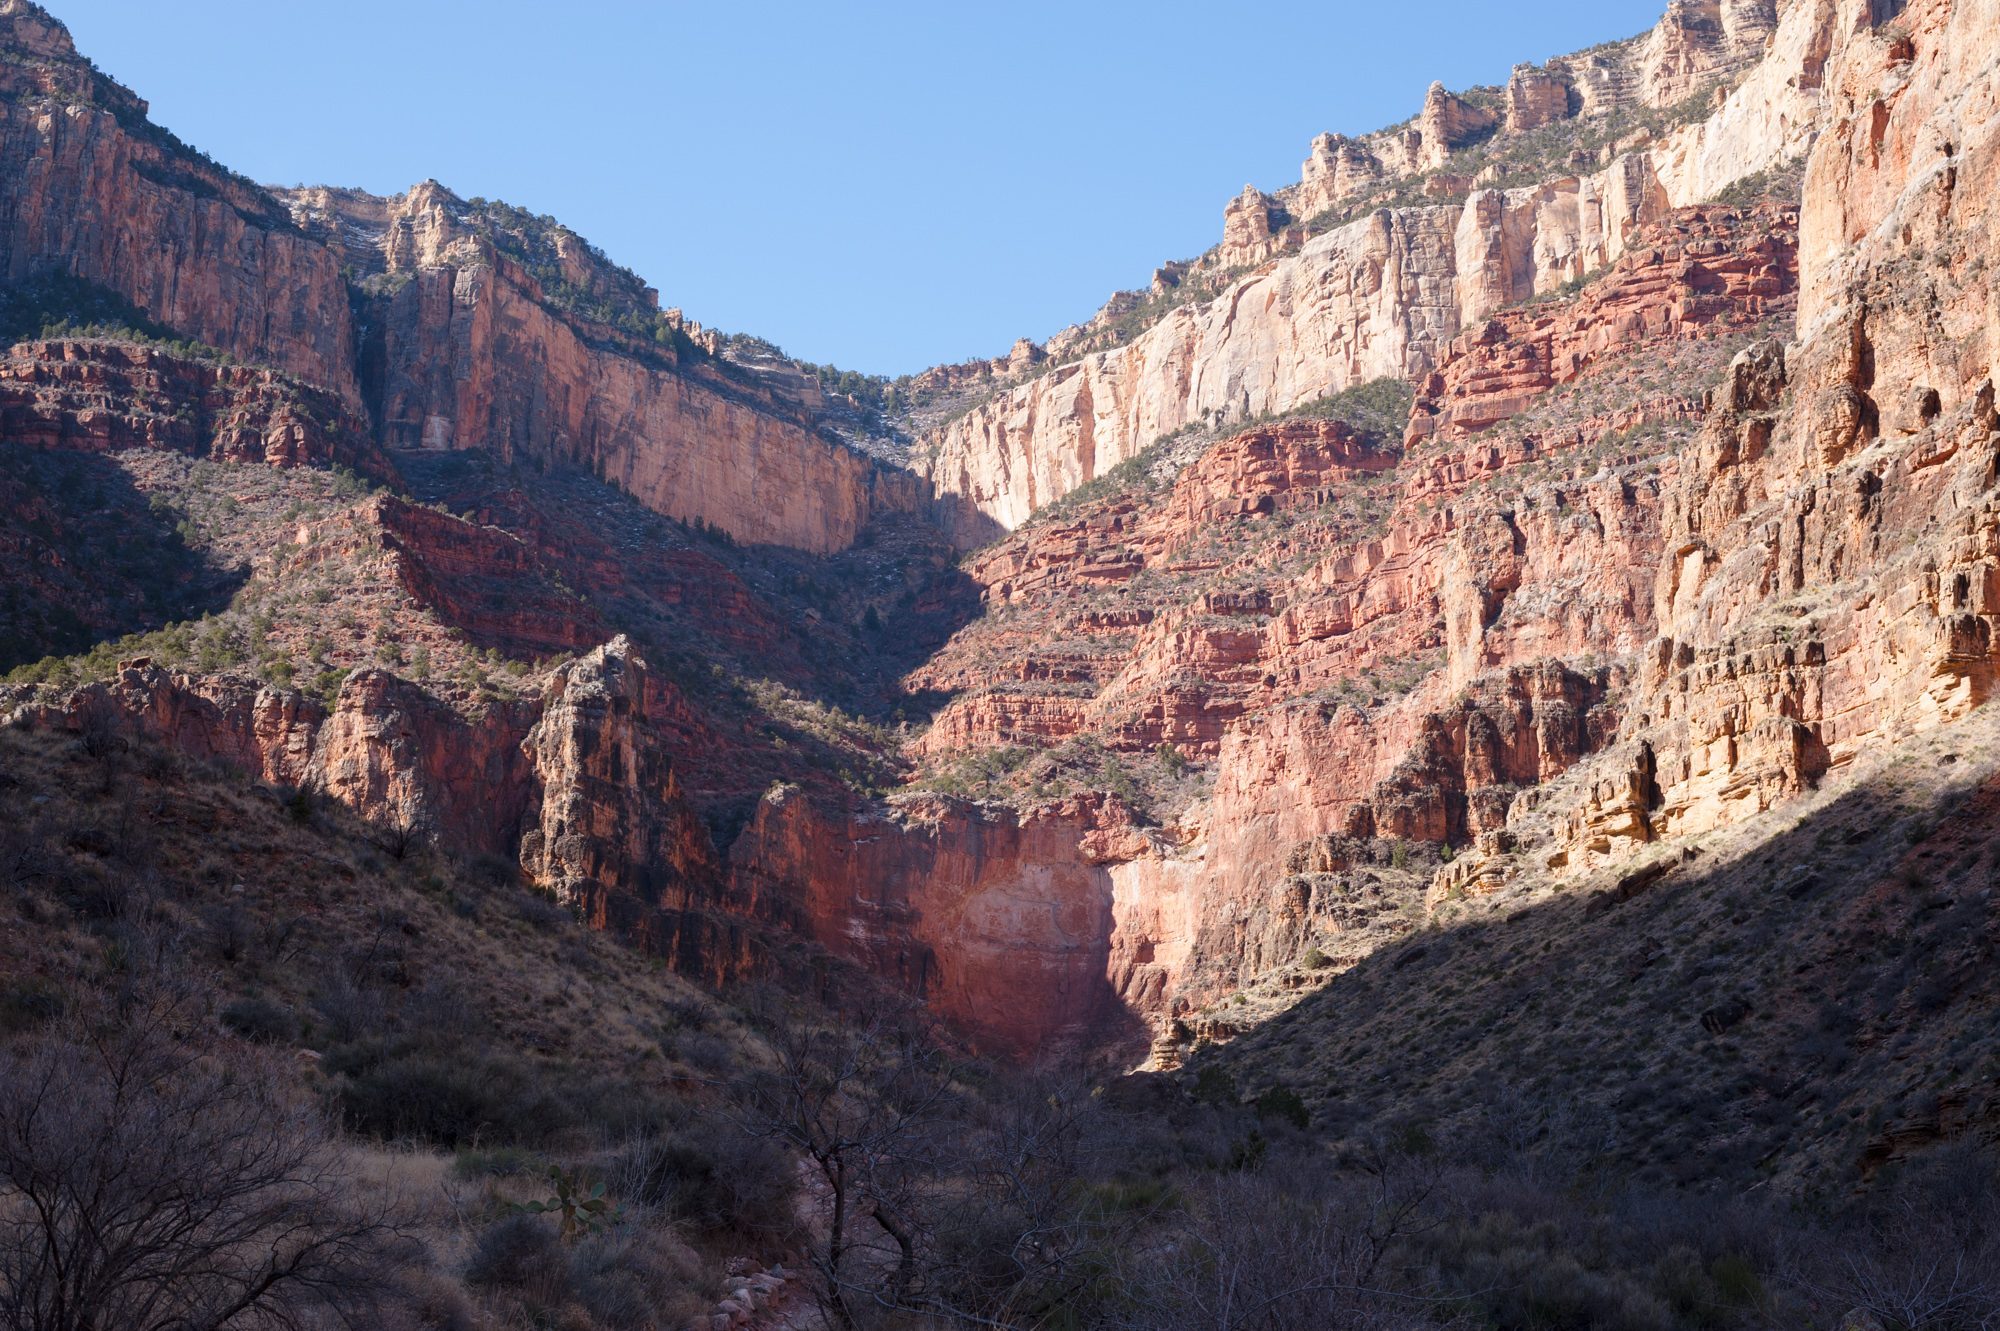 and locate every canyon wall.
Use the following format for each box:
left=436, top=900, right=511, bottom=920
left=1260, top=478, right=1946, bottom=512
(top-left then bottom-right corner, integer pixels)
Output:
left=8, top=0, right=1999, bottom=1067
left=0, top=2, right=923, bottom=557
left=0, top=338, right=383, bottom=470
left=0, top=2, right=360, bottom=401
left=4, top=637, right=730, bottom=932
left=1618, top=0, right=2000, bottom=845
left=915, top=0, right=1841, bottom=540
left=289, top=183, right=924, bottom=555
left=727, top=789, right=1132, bottom=1054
